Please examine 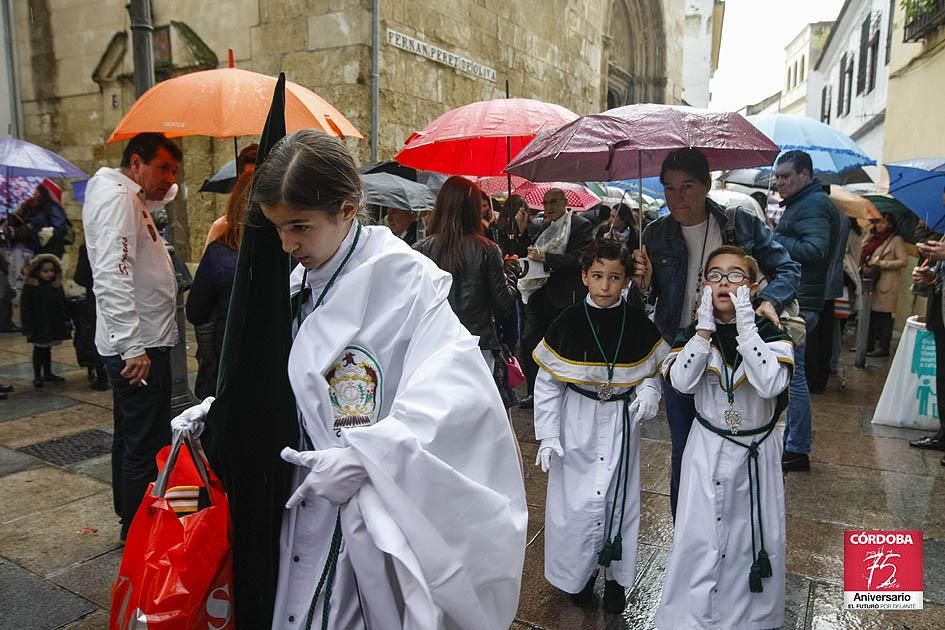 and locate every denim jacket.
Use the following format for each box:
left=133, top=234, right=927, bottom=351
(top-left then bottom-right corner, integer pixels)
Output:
left=642, top=198, right=801, bottom=341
